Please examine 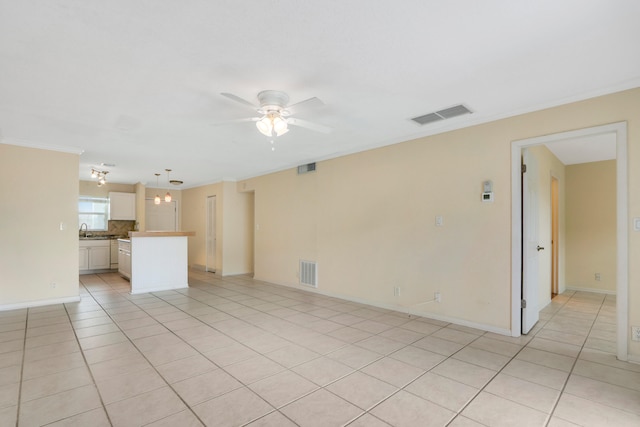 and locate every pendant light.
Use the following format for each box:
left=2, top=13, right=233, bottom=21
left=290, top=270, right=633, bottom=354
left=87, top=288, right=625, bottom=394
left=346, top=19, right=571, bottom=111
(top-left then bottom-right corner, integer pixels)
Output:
left=154, top=173, right=161, bottom=205
left=165, top=169, right=172, bottom=202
